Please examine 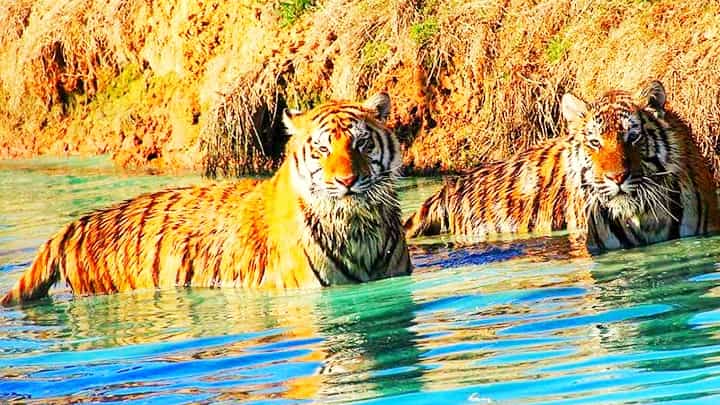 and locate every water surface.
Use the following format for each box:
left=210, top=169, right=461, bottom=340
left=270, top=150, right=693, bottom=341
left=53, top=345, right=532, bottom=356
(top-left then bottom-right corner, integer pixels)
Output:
left=2, top=157, right=720, bottom=403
